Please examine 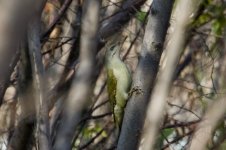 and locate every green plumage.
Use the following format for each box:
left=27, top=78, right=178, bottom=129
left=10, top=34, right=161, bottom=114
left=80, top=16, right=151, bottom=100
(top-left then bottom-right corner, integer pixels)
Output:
left=105, top=42, right=132, bottom=130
